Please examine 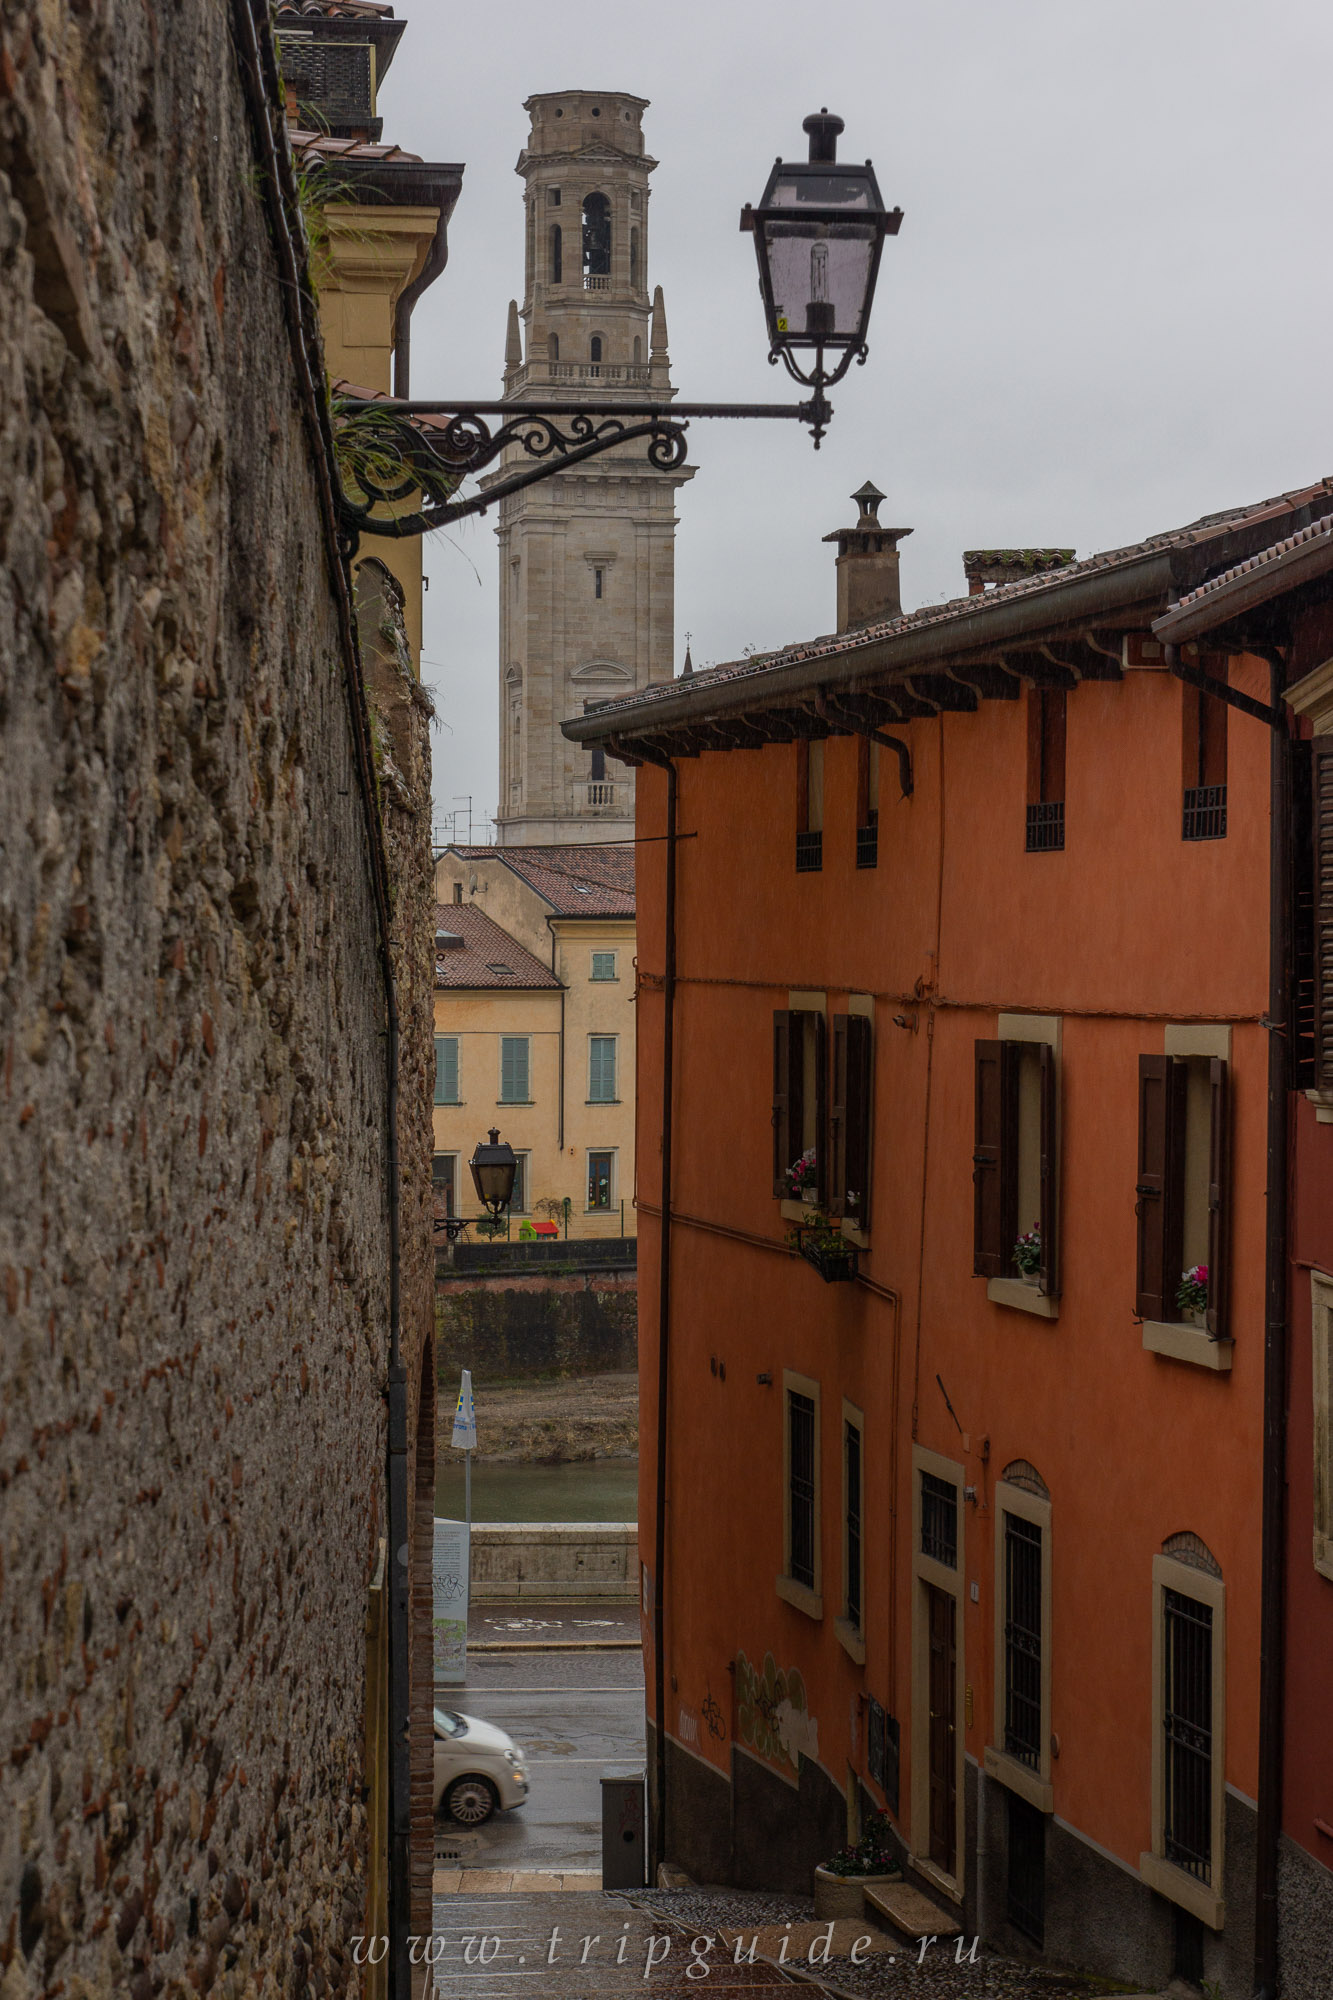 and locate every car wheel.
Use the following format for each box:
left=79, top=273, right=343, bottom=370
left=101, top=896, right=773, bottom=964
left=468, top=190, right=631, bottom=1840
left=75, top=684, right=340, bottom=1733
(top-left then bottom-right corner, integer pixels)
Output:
left=444, top=1776, right=498, bottom=1826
